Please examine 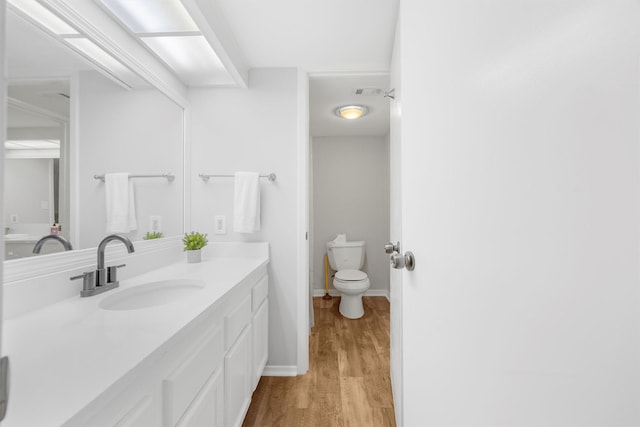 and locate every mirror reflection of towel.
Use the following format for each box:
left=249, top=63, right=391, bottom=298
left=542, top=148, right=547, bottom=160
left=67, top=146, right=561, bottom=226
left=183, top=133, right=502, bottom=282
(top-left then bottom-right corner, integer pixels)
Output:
left=233, top=172, right=261, bottom=233
left=105, top=173, right=137, bottom=233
